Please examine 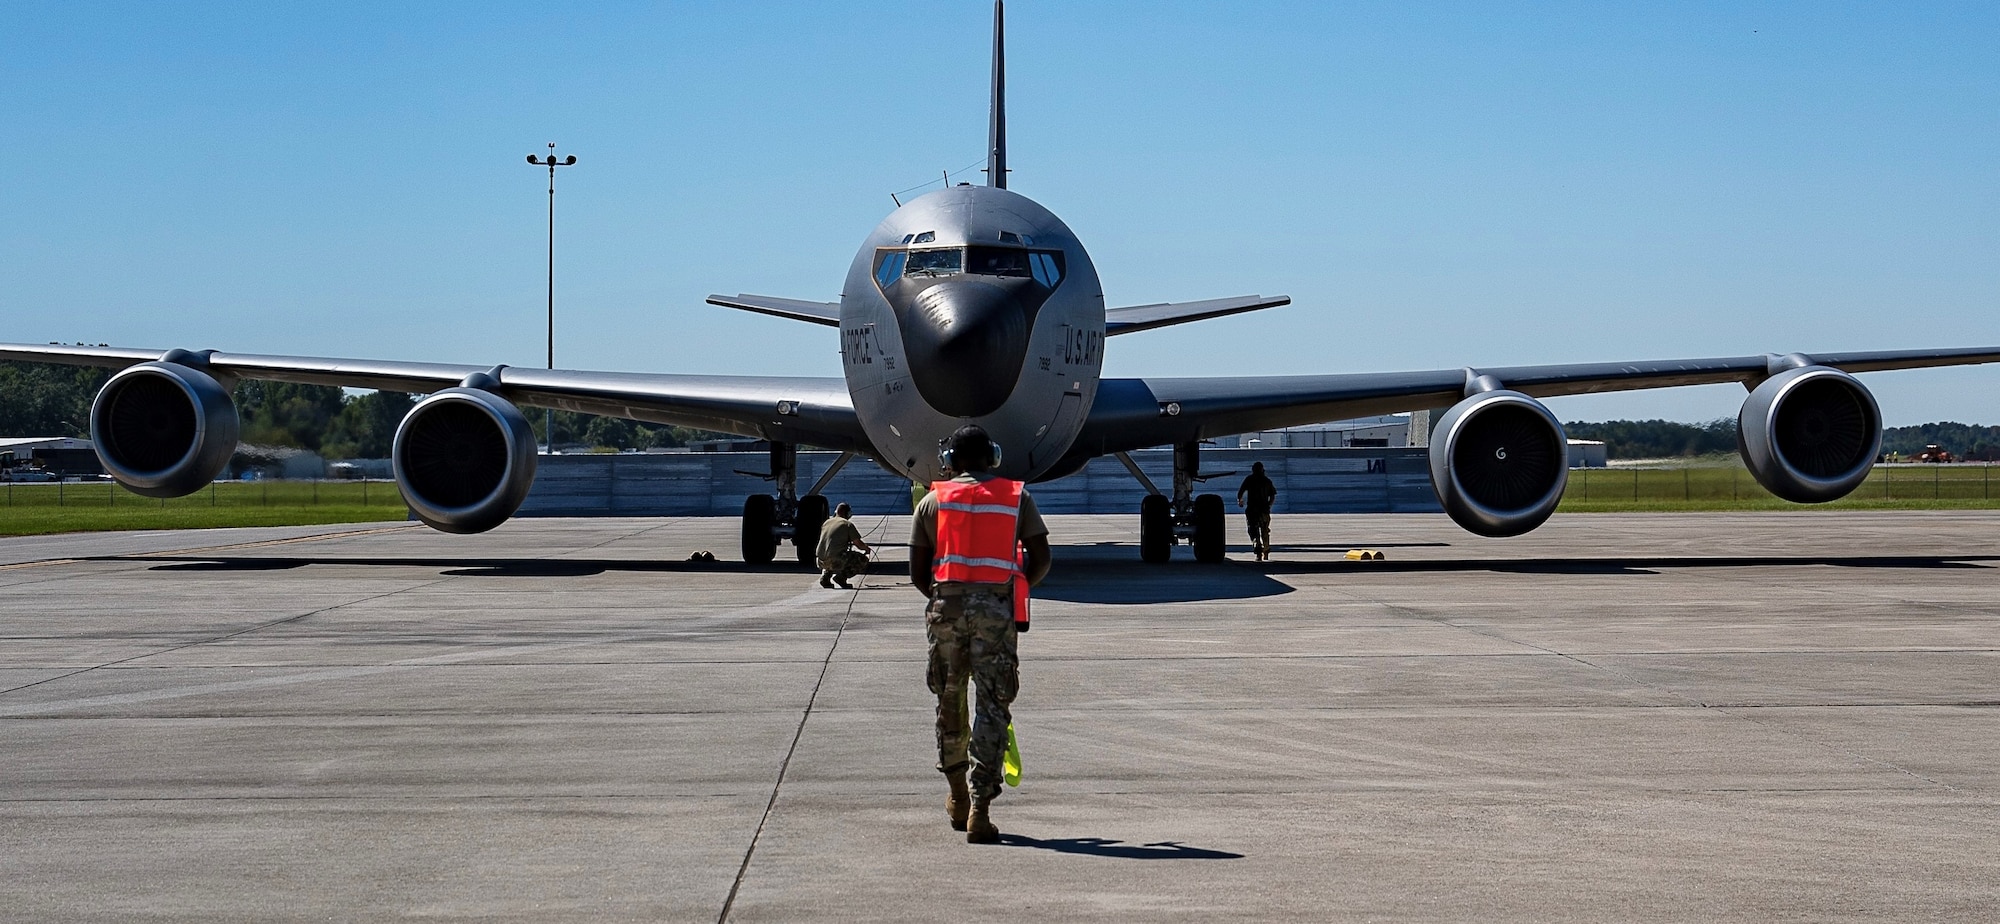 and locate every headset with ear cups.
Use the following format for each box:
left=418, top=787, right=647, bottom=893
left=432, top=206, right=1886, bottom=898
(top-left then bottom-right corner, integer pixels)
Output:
left=937, top=436, right=1003, bottom=473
